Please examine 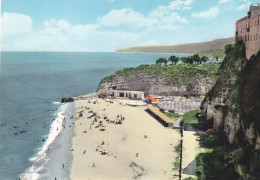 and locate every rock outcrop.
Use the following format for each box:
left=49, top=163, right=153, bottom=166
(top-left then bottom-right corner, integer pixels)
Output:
left=97, top=73, right=214, bottom=97
left=61, top=93, right=97, bottom=103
